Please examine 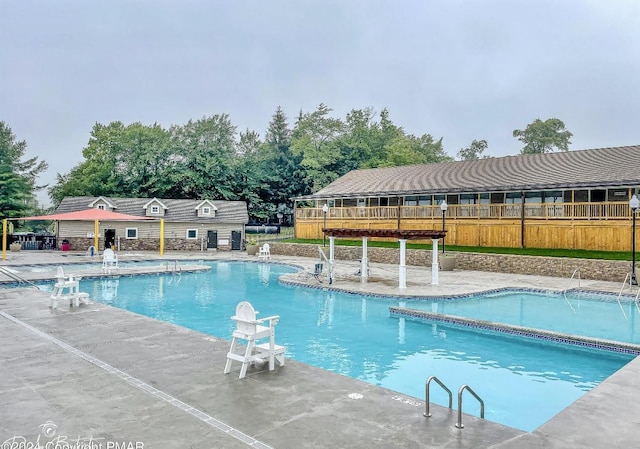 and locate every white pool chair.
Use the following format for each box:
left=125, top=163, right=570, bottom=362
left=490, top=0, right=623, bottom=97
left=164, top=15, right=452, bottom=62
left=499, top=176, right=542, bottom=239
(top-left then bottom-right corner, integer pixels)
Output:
left=50, top=266, right=90, bottom=308
left=102, top=248, right=119, bottom=274
left=258, top=243, right=271, bottom=260
left=224, top=301, right=285, bottom=379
